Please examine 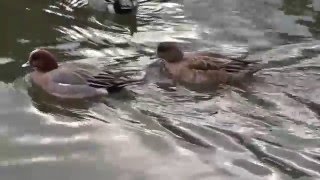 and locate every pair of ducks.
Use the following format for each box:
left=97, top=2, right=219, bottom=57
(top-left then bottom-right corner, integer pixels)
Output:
left=22, top=42, right=263, bottom=99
